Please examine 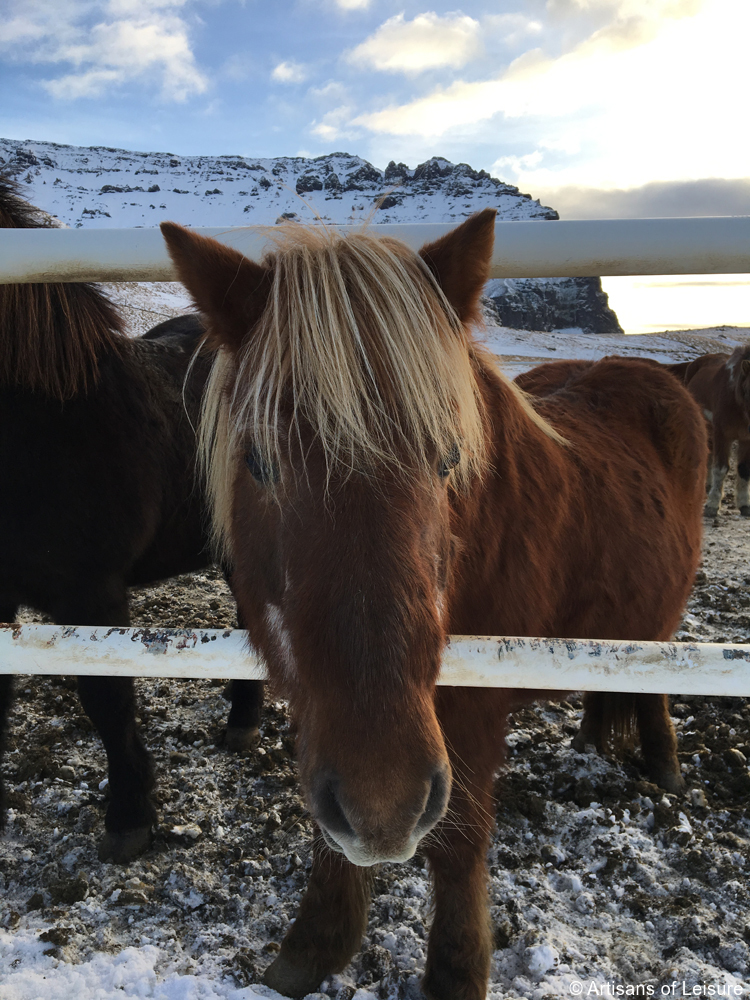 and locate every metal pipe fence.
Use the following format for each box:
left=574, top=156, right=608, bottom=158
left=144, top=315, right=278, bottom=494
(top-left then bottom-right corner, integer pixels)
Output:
left=0, top=217, right=749, bottom=284
left=2, top=219, right=749, bottom=693
left=1, top=625, right=750, bottom=696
